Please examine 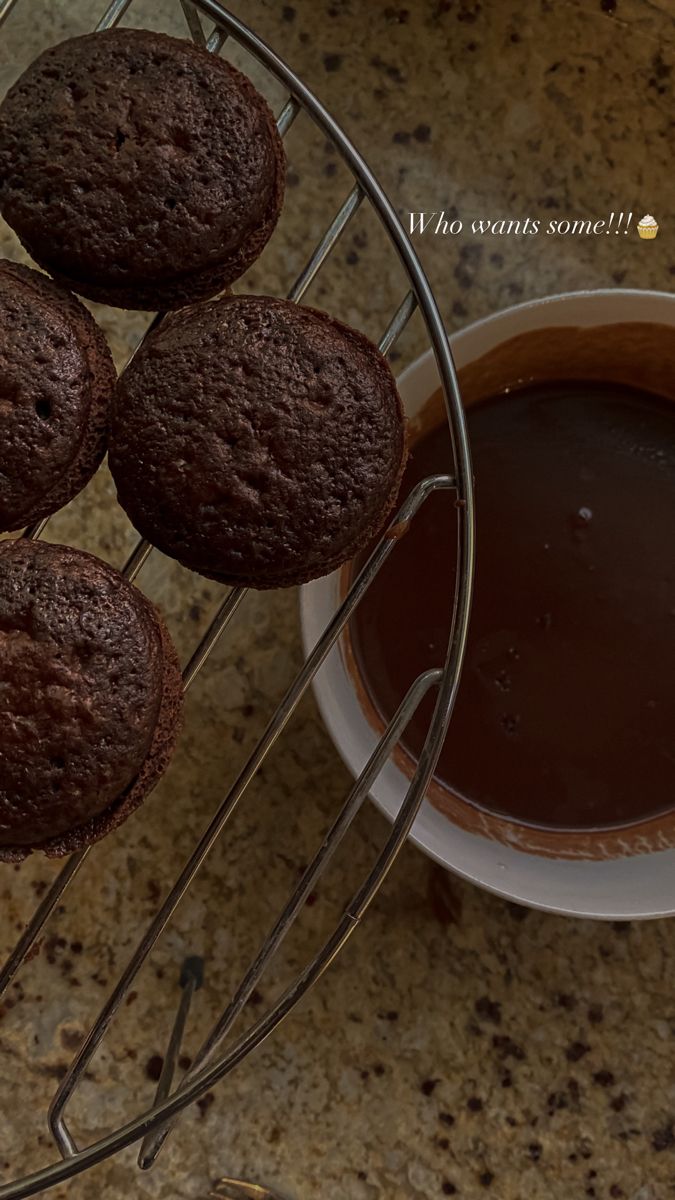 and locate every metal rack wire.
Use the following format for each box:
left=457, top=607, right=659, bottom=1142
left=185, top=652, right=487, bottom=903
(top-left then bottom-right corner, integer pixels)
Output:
left=0, top=1, right=475, bottom=1196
